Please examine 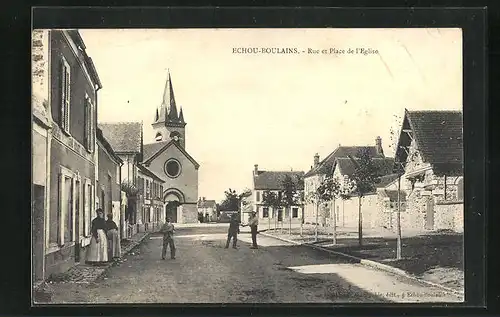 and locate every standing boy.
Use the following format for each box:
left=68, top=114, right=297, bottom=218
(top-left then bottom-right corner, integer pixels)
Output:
left=160, top=217, right=176, bottom=260
left=248, top=212, right=259, bottom=249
